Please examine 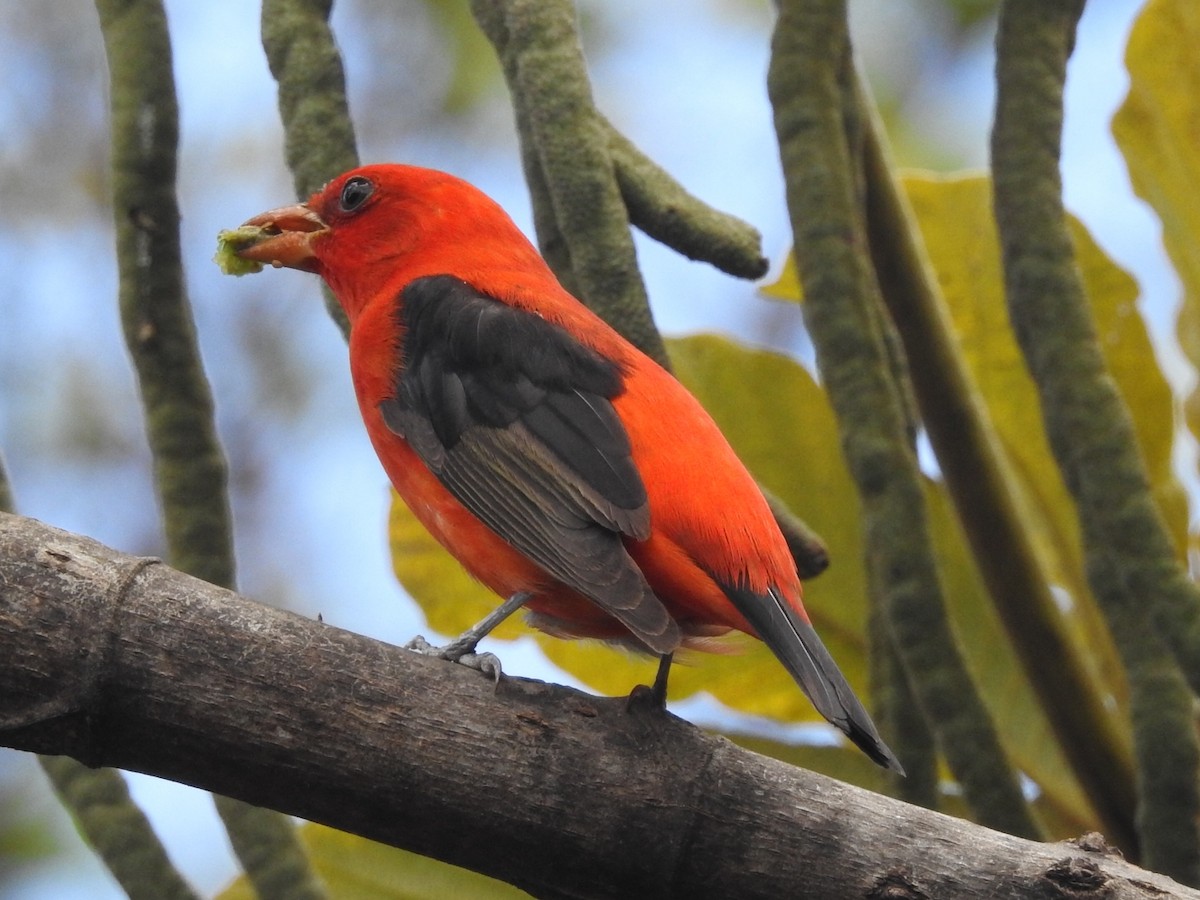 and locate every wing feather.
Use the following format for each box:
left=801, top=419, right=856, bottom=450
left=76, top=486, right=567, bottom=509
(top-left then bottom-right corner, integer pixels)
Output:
left=380, top=275, right=677, bottom=654
left=722, top=583, right=904, bottom=773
